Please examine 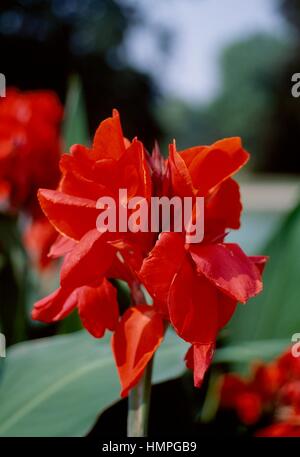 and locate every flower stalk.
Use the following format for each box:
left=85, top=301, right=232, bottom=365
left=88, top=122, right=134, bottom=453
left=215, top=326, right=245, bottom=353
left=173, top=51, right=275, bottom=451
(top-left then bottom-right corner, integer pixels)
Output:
left=127, top=281, right=153, bottom=437
left=127, top=358, right=153, bottom=437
